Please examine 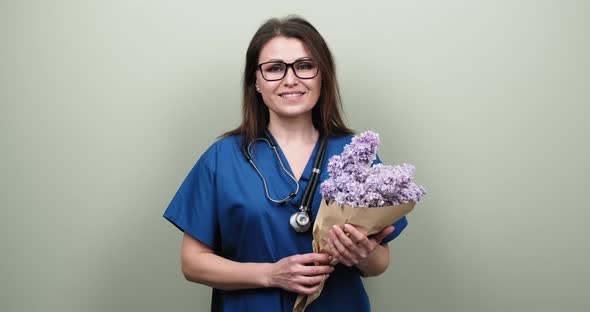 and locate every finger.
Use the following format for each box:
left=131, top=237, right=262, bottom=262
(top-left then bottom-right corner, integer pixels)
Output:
left=332, top=225, right=358, bottom=251
left=293, top=253, right=331, bottom=265
left=330, top=228, right=354, bottom=266
left=295, top=283, right=322, bottom=295
left=327, top=237, right=341, bottom=260
left=327, top=239, right=344, bottom=266
left=300, top=264, right=334, bottom=276
left=372, top=225, right=395, bottom=244
left=342, top=224, right=372, bottom=250
left=295, top=274, right=326, bottom=286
